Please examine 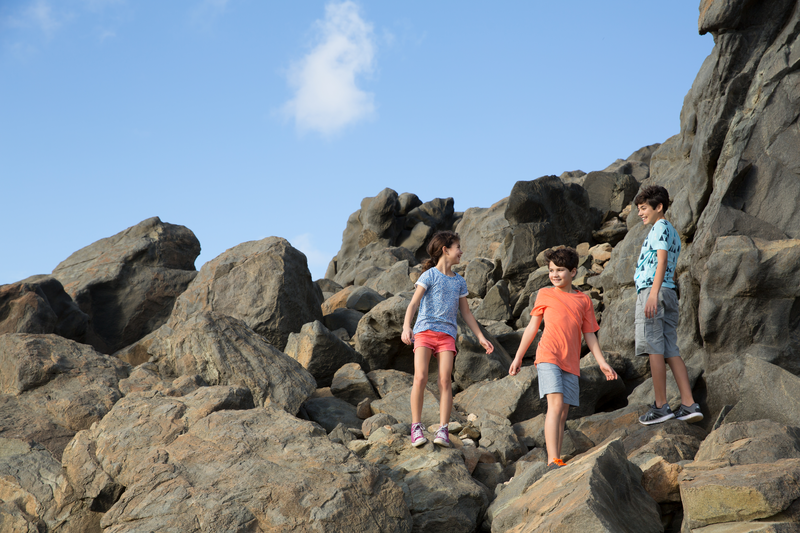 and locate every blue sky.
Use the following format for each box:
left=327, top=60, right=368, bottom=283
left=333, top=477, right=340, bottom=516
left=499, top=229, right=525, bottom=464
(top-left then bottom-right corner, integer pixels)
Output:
left=0, top=1, right=714, bottom=284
